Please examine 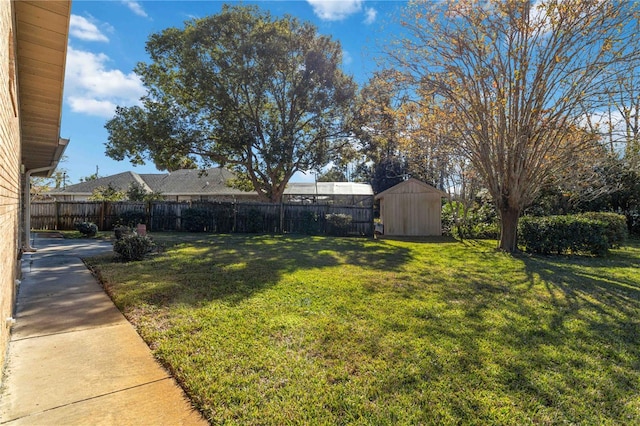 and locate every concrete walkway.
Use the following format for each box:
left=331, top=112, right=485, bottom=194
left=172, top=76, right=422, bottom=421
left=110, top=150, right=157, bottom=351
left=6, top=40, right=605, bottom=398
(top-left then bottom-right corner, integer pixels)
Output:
left=0, top=236, right=207, bottom=425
